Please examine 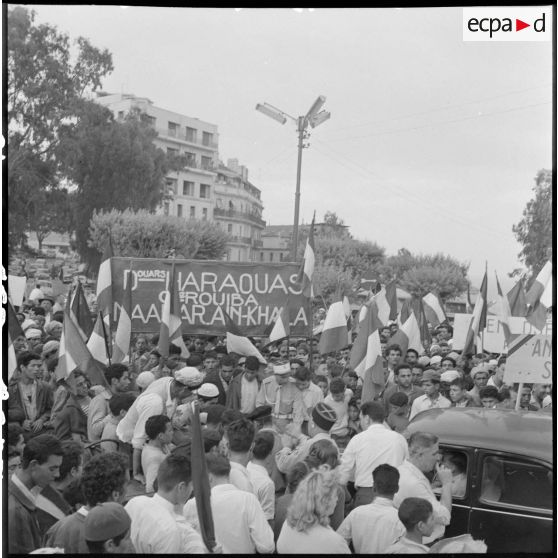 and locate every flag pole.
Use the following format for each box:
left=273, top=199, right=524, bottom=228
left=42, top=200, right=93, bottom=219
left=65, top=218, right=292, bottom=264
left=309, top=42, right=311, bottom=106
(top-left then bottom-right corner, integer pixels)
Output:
left=308, top=293, right=314, bottom=372
left=99, top=310, right=113, bottom=367
left=515, top=383, right=523, bottom=410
